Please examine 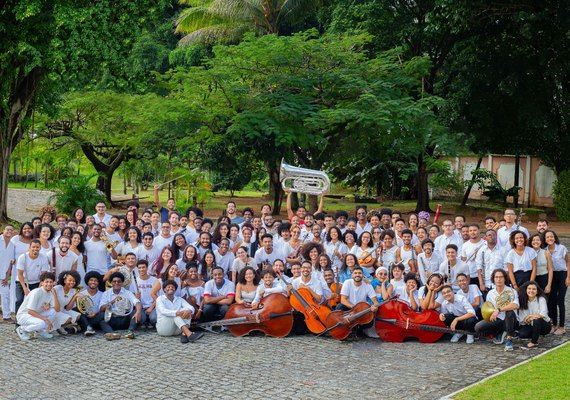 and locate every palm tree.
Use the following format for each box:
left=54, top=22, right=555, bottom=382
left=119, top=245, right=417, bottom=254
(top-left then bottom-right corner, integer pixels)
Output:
left=175, top=0, right=321, bottom=45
